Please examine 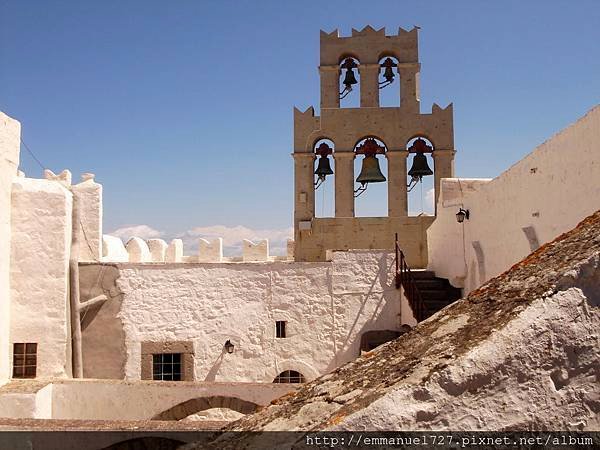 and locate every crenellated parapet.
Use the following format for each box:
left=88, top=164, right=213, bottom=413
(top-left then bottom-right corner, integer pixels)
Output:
left=101, top=236, right=295, bottom=263
left=319, top=25, right=419, bottom=65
